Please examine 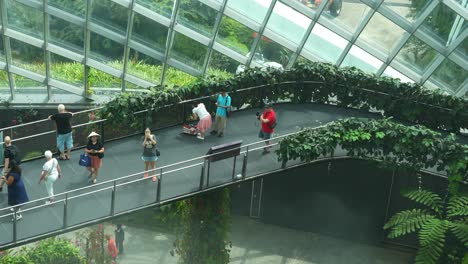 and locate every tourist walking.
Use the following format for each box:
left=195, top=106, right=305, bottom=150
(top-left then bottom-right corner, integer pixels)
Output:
left=191, top=101, right=212, bottom=140
left=257, top=104, right=276, bottom=154
left=0, top=160, right=29, bottom=221
left=115, top=224, right=125, bottom=255
left=141, top=128, right=158, bottom=182
left=39, top=150, right=61, bottom=204
left=48, top=104, right=74, bottom=160
left=210, top=88, right=231, bottom=137
left=0, top=136, right=21, bottom=192
left=85, top=132, right=104, bottom=184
